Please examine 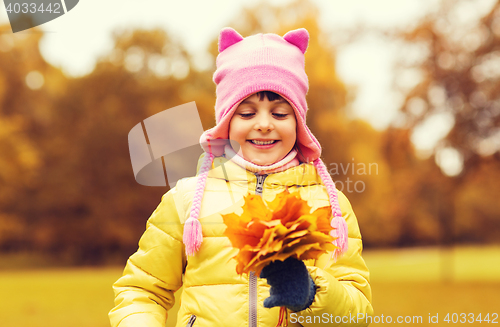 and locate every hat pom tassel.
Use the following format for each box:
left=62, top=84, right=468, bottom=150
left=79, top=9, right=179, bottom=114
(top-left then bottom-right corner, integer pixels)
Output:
left=330, top=215, right=348, bottom=261
left=183, top=217, right=203, bottom=256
